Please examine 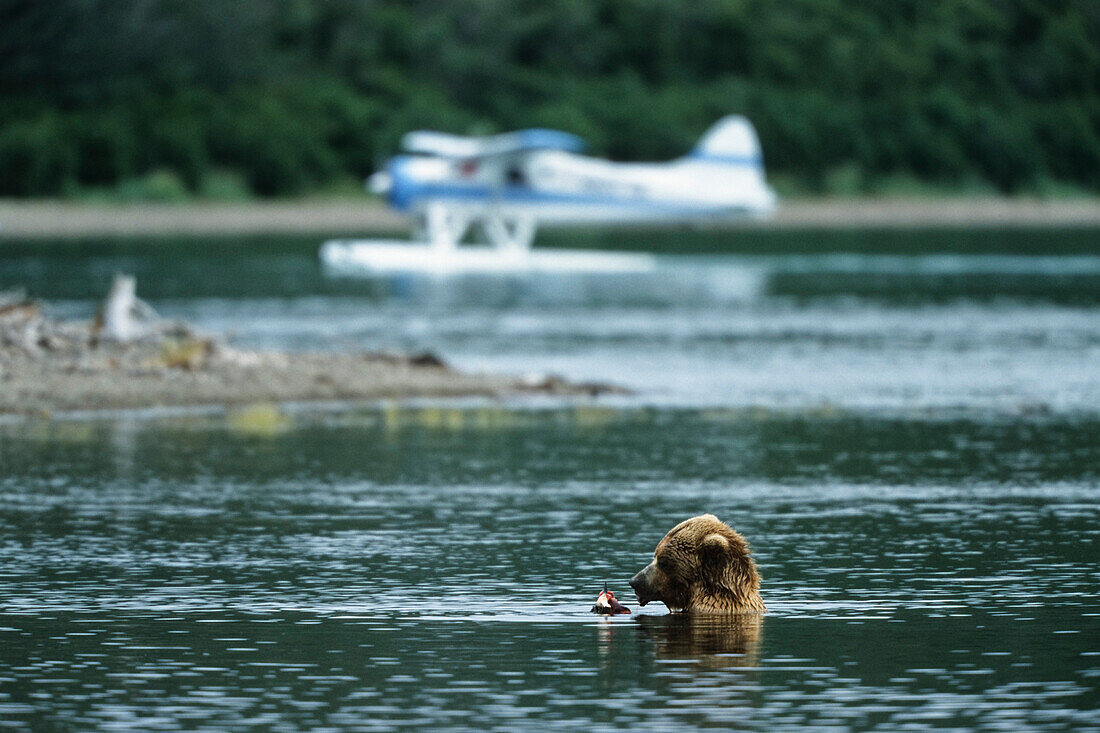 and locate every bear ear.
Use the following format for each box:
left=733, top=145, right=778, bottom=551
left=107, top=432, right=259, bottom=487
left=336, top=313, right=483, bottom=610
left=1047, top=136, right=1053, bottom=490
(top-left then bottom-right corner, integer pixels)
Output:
left=700, top=532, right=731, bottom=569
left=701, top=533, right=729, bottom=551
